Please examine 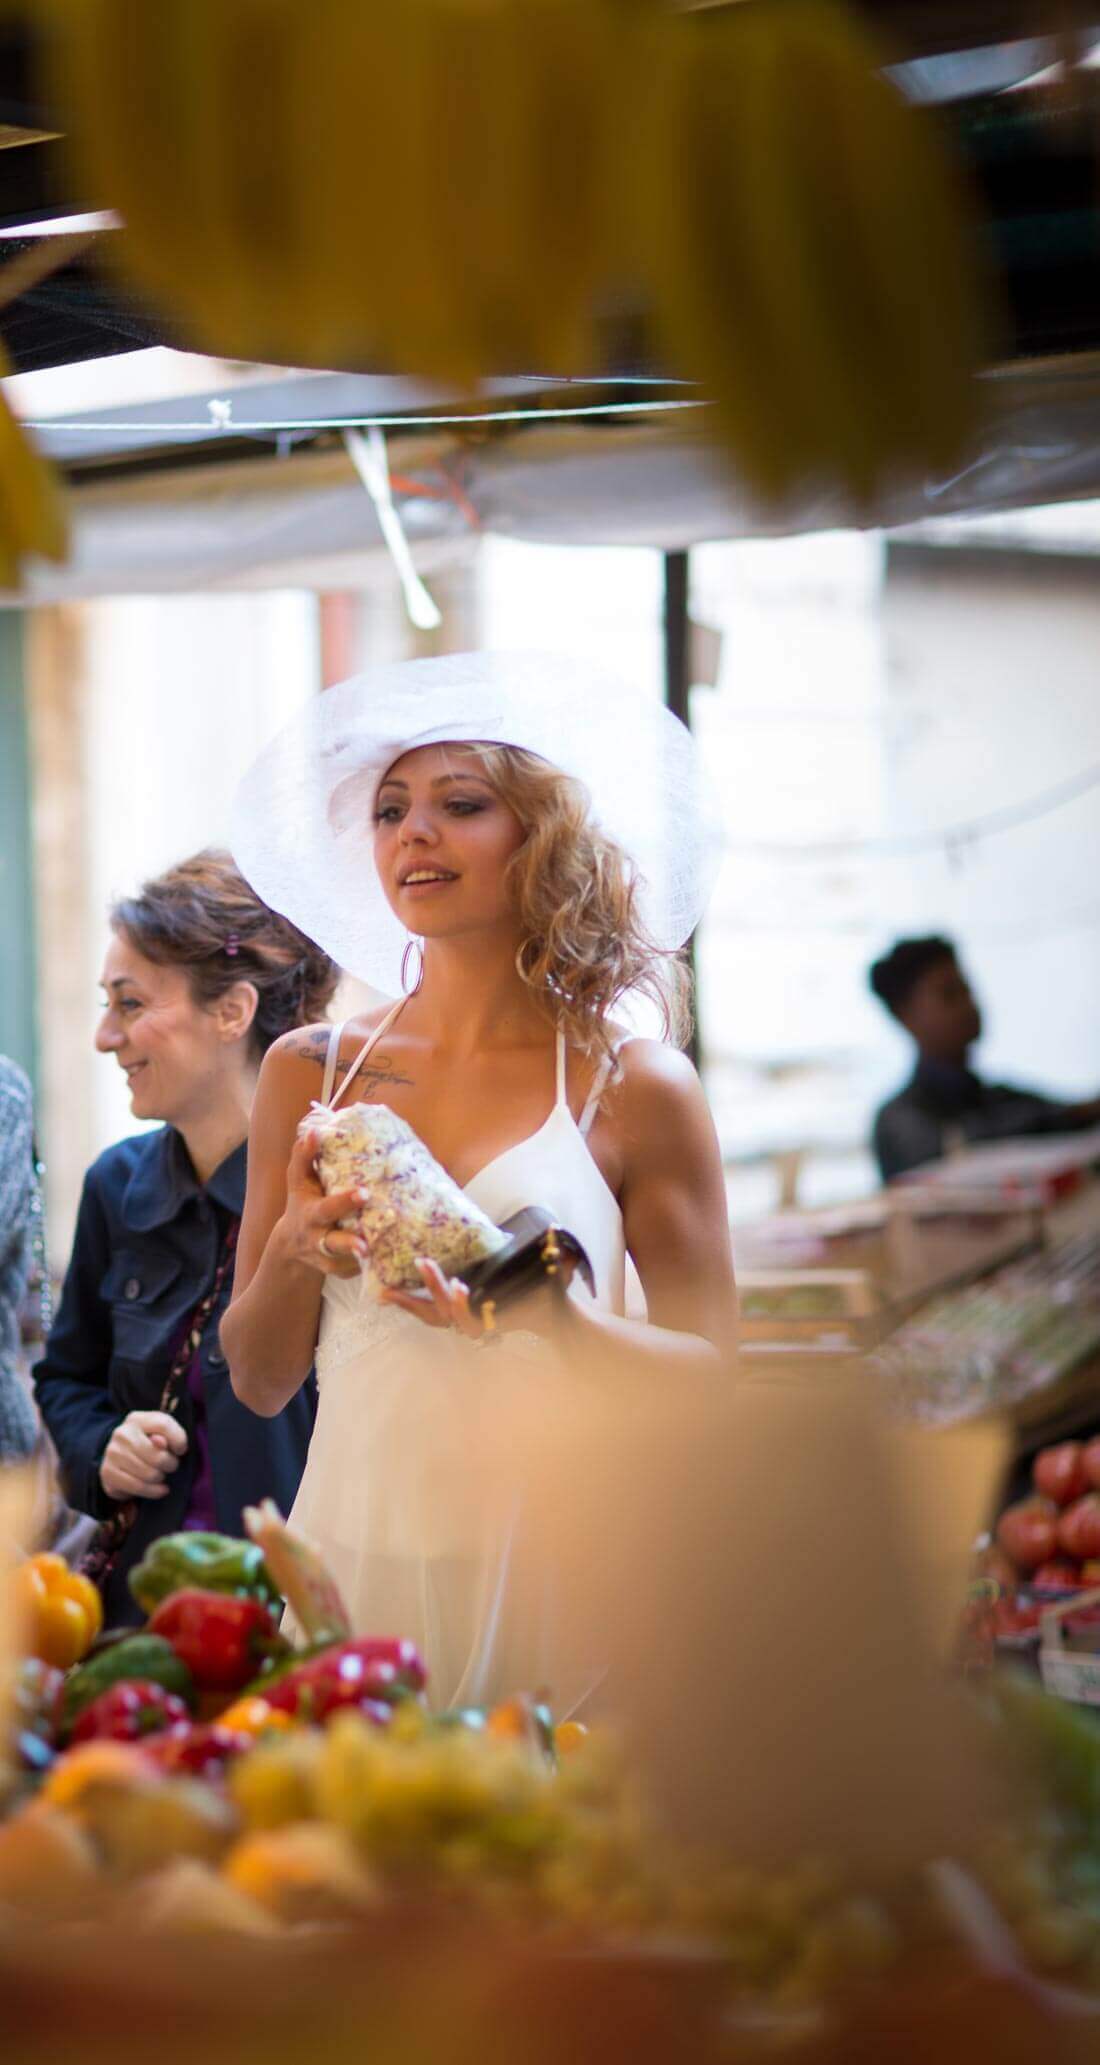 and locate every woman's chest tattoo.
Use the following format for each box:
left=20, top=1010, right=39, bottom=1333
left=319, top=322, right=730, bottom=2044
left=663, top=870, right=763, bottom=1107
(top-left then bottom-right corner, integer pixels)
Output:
left=356, top=1052, right=415, bottom=1096
left=295, top=1031, right=415, bottom=1095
